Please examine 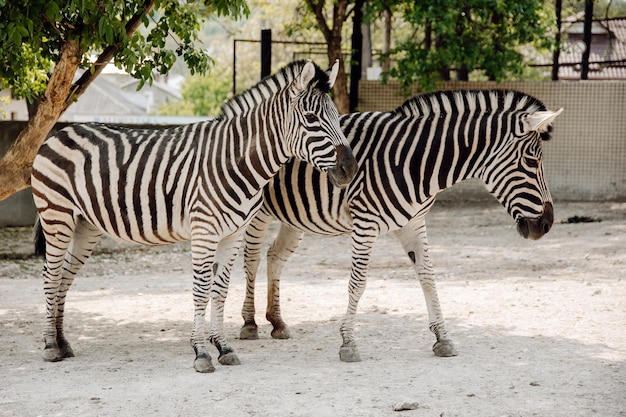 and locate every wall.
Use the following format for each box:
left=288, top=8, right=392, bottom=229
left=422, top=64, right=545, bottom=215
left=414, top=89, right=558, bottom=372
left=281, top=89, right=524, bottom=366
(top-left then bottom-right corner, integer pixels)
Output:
left=358, top=80, right=626, bottom=202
